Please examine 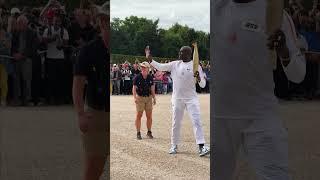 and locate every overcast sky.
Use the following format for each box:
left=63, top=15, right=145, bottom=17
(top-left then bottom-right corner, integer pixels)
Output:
left=111, top=0, right=210, bottom=33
